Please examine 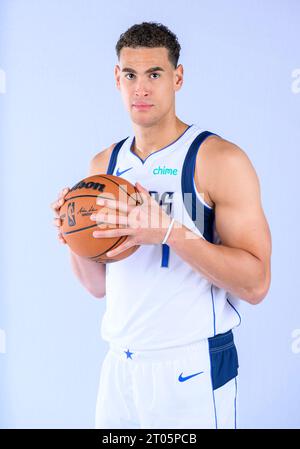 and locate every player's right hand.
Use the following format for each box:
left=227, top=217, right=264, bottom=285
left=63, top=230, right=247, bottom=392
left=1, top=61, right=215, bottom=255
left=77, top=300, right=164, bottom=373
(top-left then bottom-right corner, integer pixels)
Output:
left=50, top=187, right=70, bottom=244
